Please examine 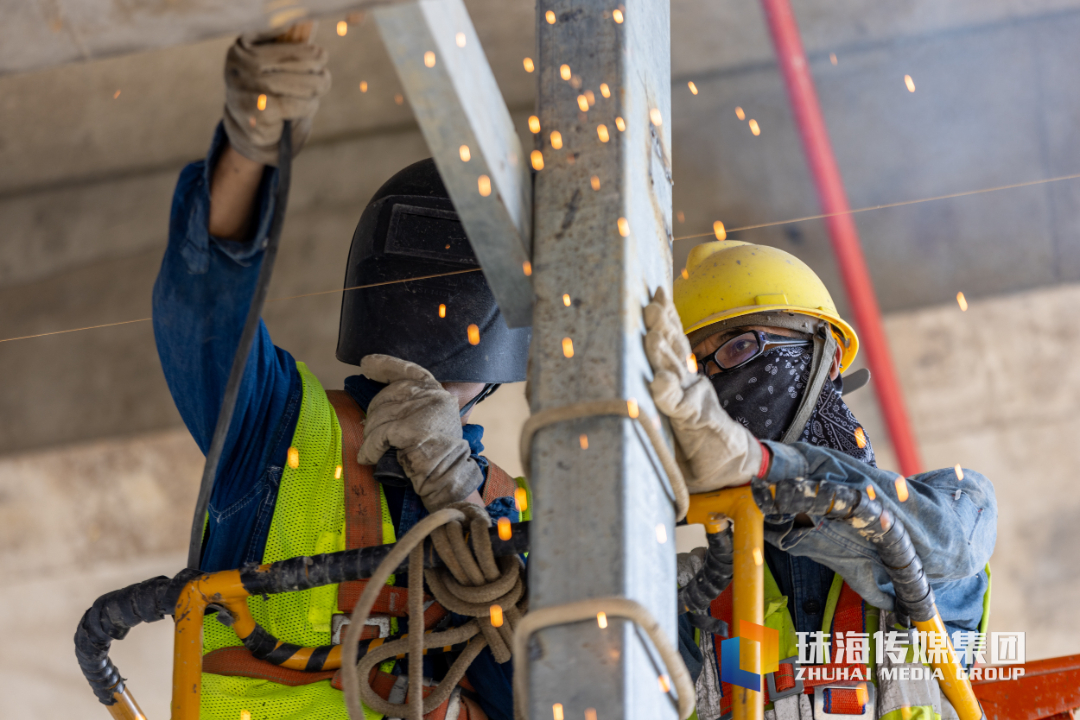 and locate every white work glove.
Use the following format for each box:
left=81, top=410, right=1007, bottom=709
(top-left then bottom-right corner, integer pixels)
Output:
left=643, top=287, right=764, bottom=492
left=222, top=29, right=331, bottom=166
left=357, top=355, right=484, bottom=511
